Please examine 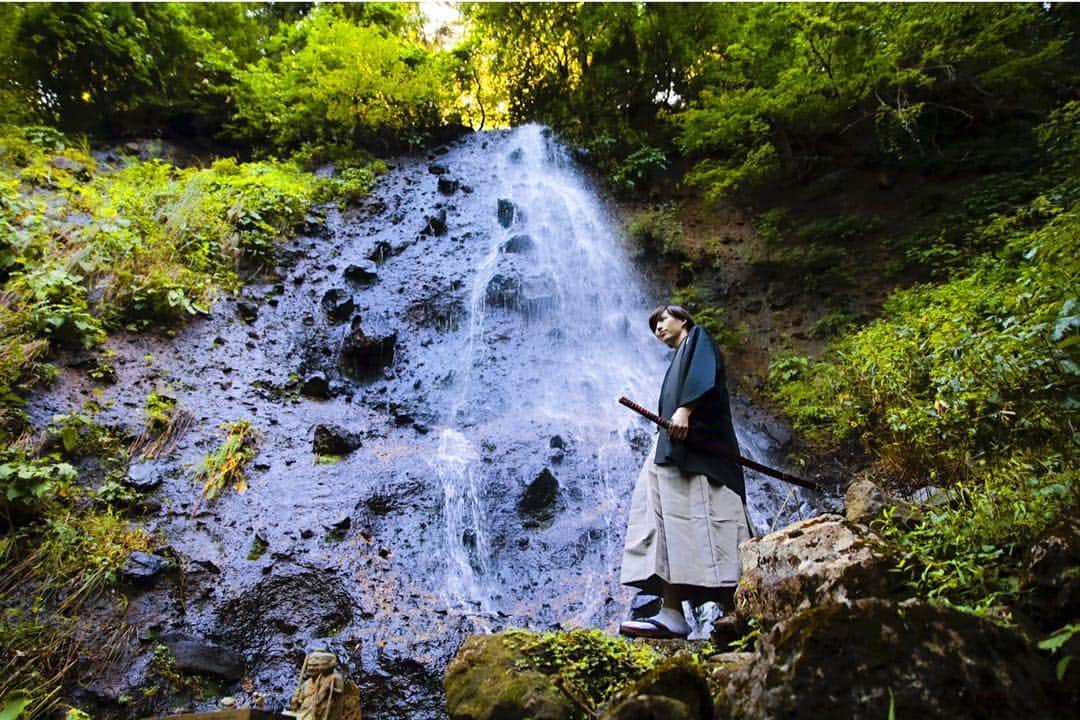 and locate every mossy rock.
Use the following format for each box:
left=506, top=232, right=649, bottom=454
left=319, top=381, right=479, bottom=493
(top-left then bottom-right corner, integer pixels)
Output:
left=725, top=598, right=1065, bottom=720
left=444, top=634, right=576, bottom=720
left=601, top=654, right=712, bottom=720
